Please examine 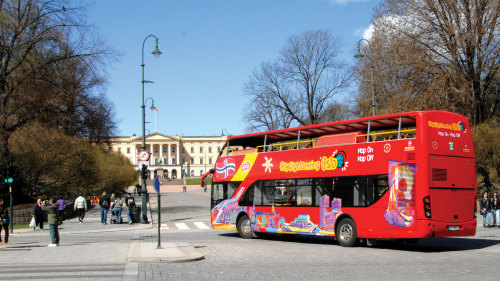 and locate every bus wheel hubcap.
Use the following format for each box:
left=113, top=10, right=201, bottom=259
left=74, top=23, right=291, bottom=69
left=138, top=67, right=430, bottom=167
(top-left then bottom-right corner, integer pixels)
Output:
left=241, top=219, right=252, bottom=234
left=340, top=224, right=352, bottom=241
